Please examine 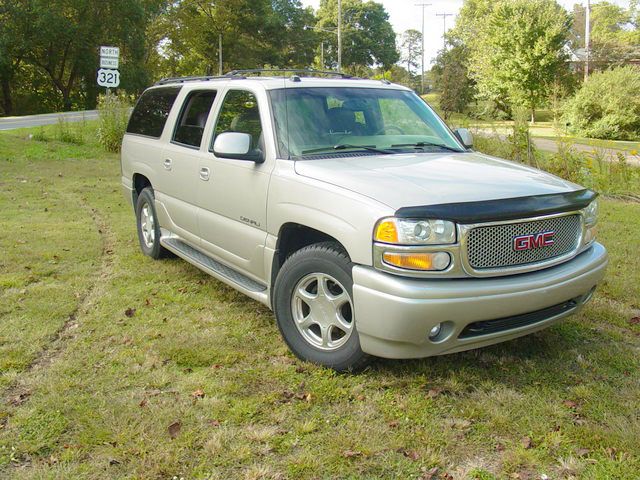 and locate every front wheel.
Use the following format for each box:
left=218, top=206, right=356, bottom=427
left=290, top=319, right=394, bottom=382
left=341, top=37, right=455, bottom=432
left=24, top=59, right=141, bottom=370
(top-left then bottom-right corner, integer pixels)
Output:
left=273, top=242, right=370, bottom=372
